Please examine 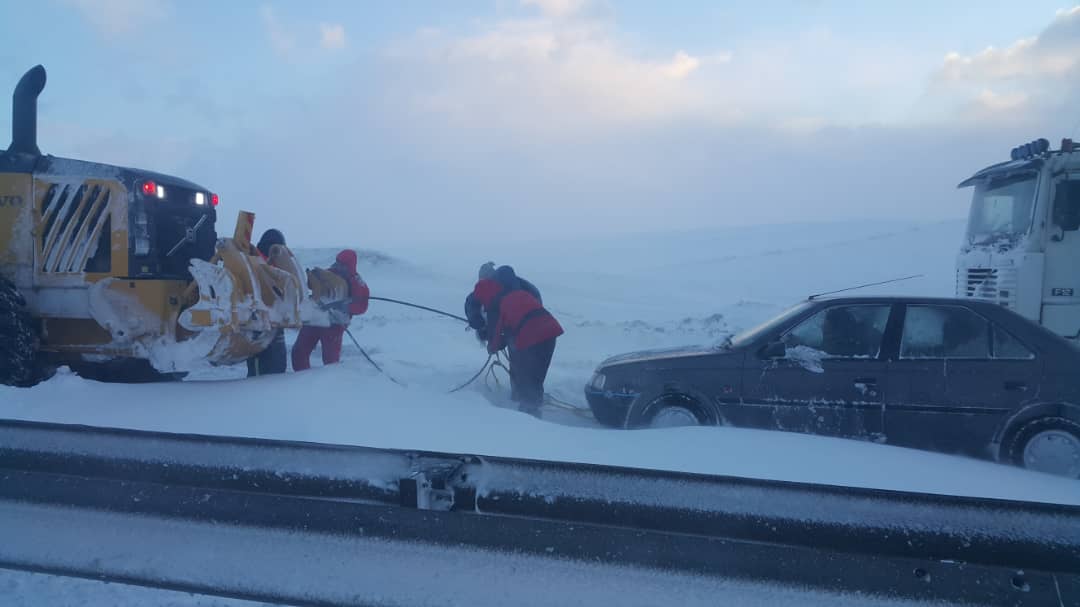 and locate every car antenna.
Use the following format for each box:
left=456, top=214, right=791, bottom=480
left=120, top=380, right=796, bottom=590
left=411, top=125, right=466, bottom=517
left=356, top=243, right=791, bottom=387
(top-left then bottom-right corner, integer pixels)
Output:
left=807, top=274, right=924, bottom=301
